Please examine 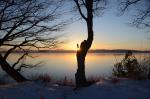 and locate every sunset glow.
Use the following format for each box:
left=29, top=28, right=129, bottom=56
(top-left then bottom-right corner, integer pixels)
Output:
left=0, top=0, right=150, bottom=98
left=58, top=2, right=150, bottom=51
